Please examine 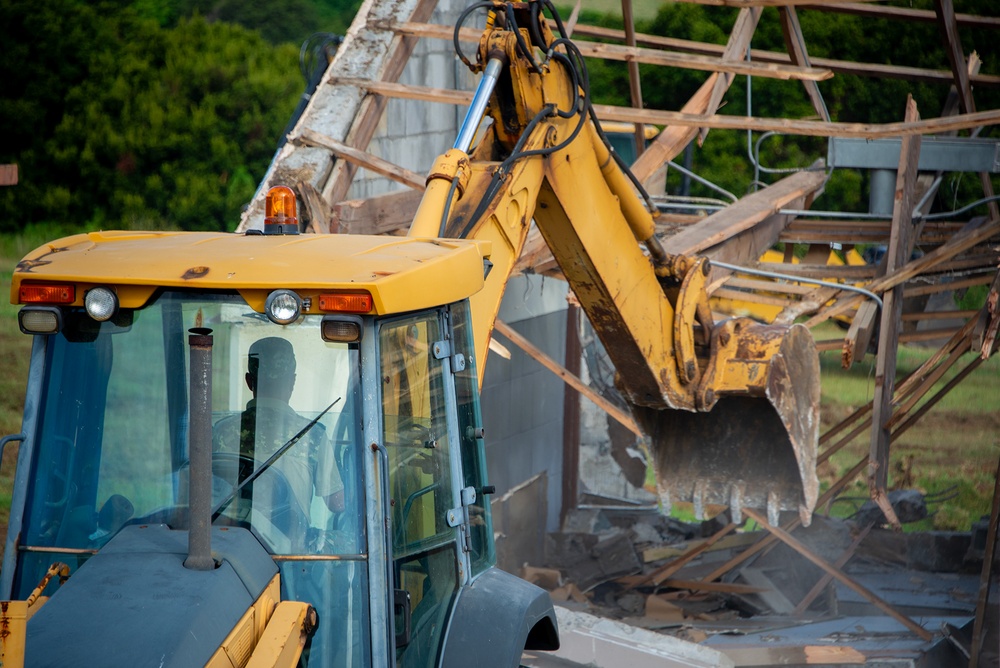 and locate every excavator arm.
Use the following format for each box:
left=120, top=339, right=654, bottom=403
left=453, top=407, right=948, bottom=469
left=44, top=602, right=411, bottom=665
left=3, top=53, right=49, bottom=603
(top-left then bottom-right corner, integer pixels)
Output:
left=409, top=1, right=819, bottom=525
